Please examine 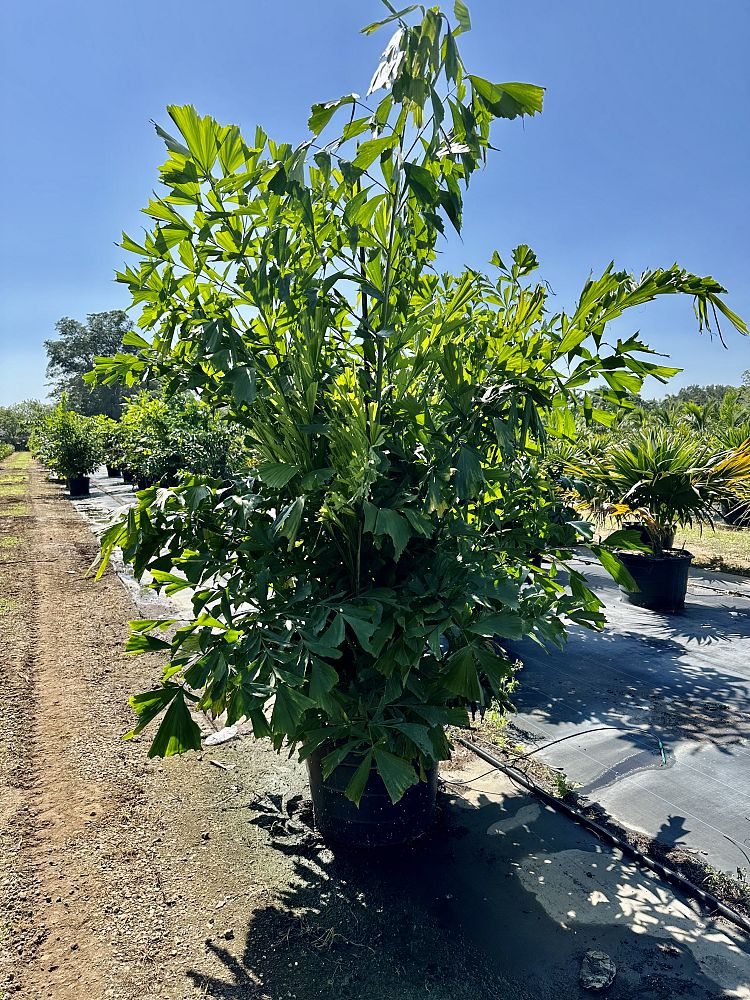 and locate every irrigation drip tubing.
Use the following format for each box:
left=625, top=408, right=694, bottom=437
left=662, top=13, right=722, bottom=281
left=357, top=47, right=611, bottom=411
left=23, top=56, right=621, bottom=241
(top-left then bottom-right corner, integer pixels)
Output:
left=510, top=723, right=667, bottom=764
left=455, top=735, right=750, bottom=938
